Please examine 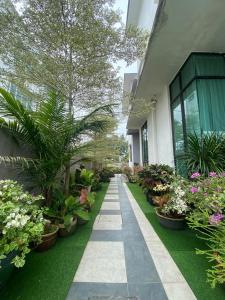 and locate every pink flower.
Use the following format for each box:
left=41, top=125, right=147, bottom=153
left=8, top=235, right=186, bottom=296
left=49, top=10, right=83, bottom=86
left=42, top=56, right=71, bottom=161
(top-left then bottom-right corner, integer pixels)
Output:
left=190, top=187, right=198, bottom=193
left=209, top=172, right=217, bottom=177
left=220, top=172, right=225, bottom=177
left=209, top=213, right=224, bottom=225
left=190, top=172, right=200, bottom=179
